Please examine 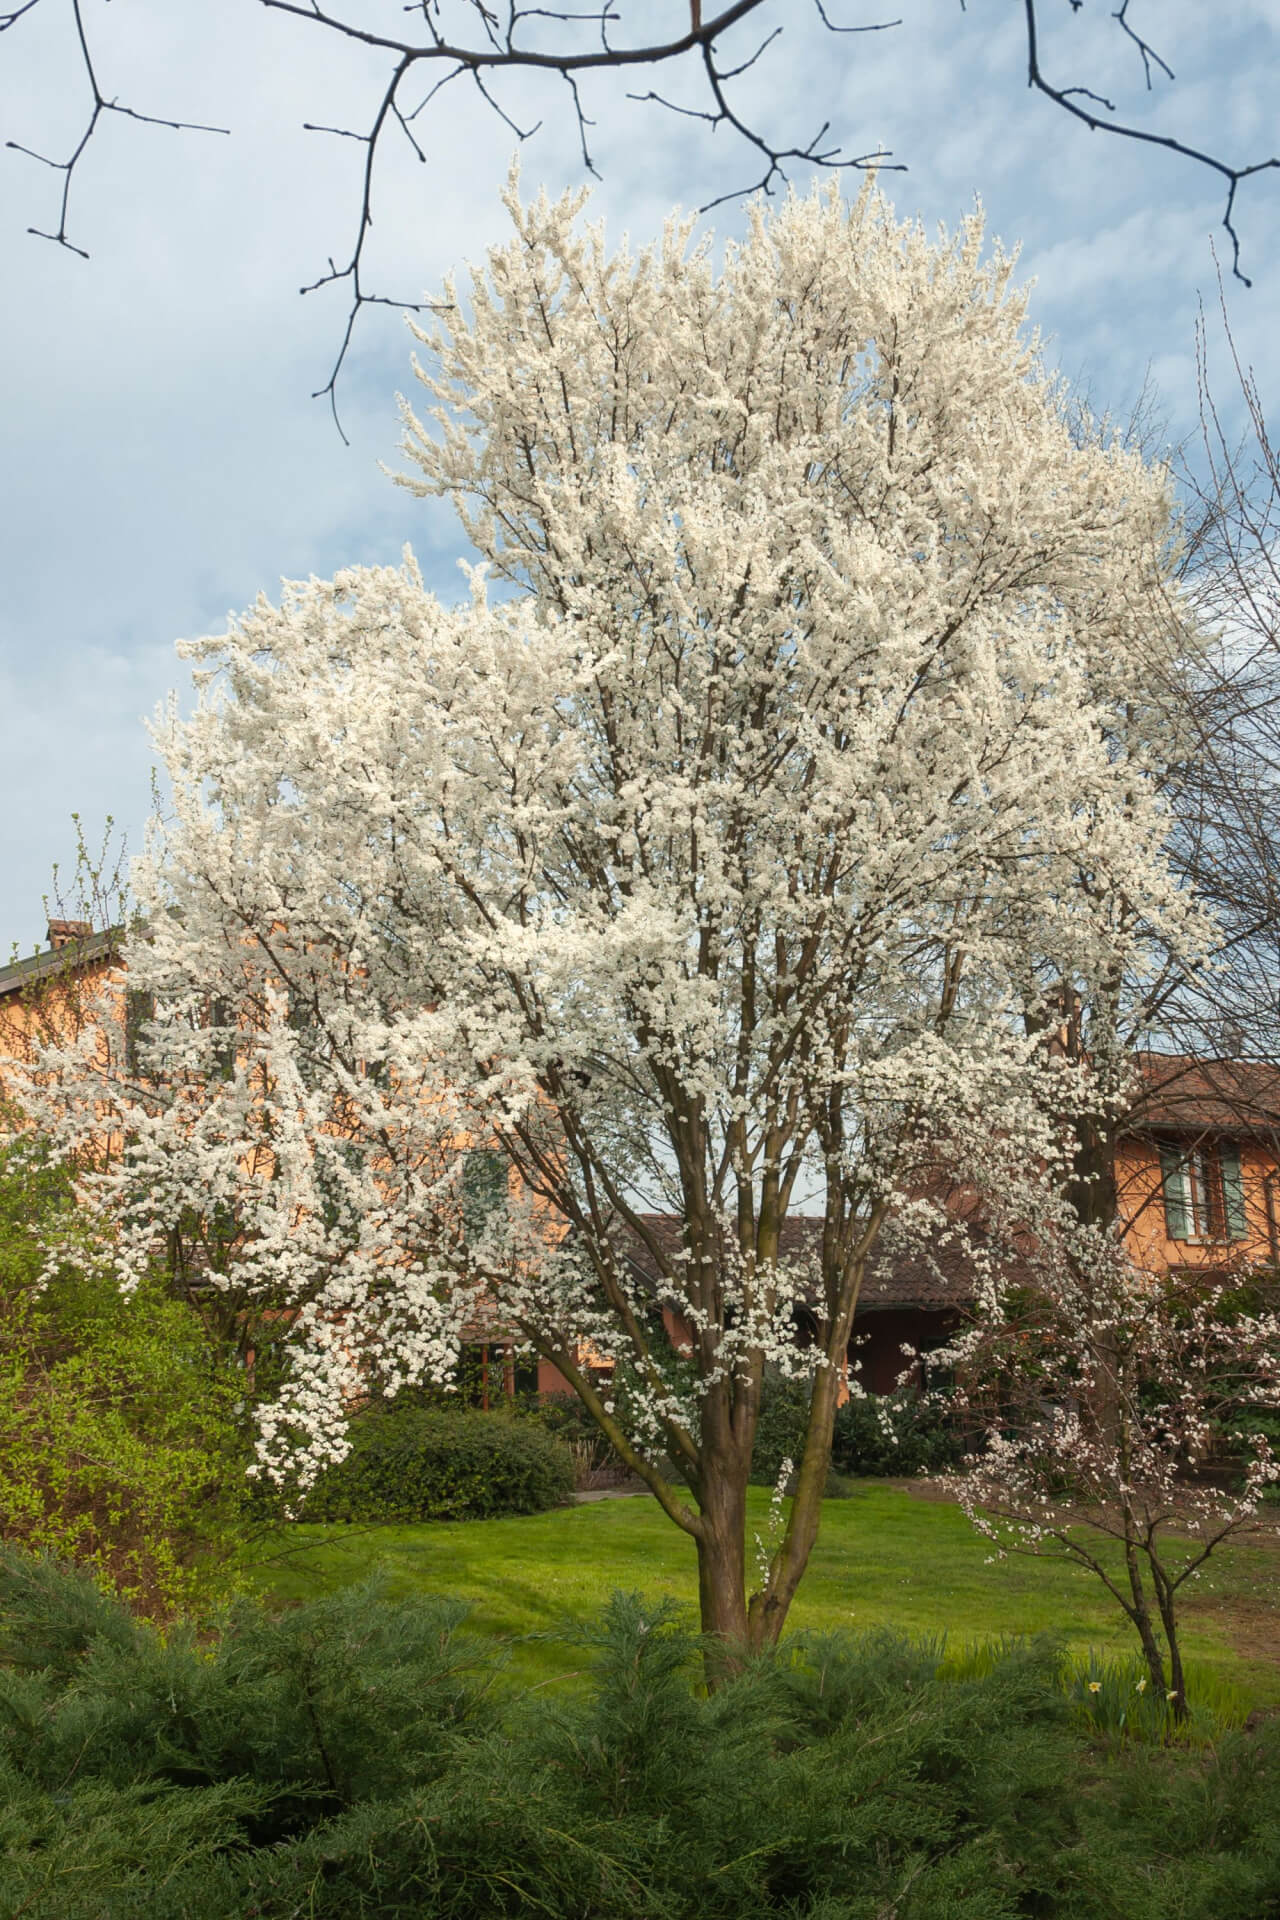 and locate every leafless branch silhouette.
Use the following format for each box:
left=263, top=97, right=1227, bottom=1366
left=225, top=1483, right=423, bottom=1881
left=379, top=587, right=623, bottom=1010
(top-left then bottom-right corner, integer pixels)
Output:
left=6, top=1, right=1276, bottom=432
